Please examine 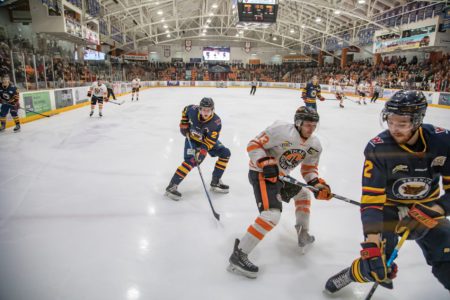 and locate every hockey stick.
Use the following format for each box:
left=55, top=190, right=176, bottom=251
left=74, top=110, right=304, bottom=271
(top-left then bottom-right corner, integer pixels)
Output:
left=186, top=136, right=220, bottom=221
left=108, top=99, right=125, bottom=105
left=2, top=102, right=57, bottom=118
left=279, top=175, right=360, bottom=206
left=364, top=229, right=410, bottom=300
